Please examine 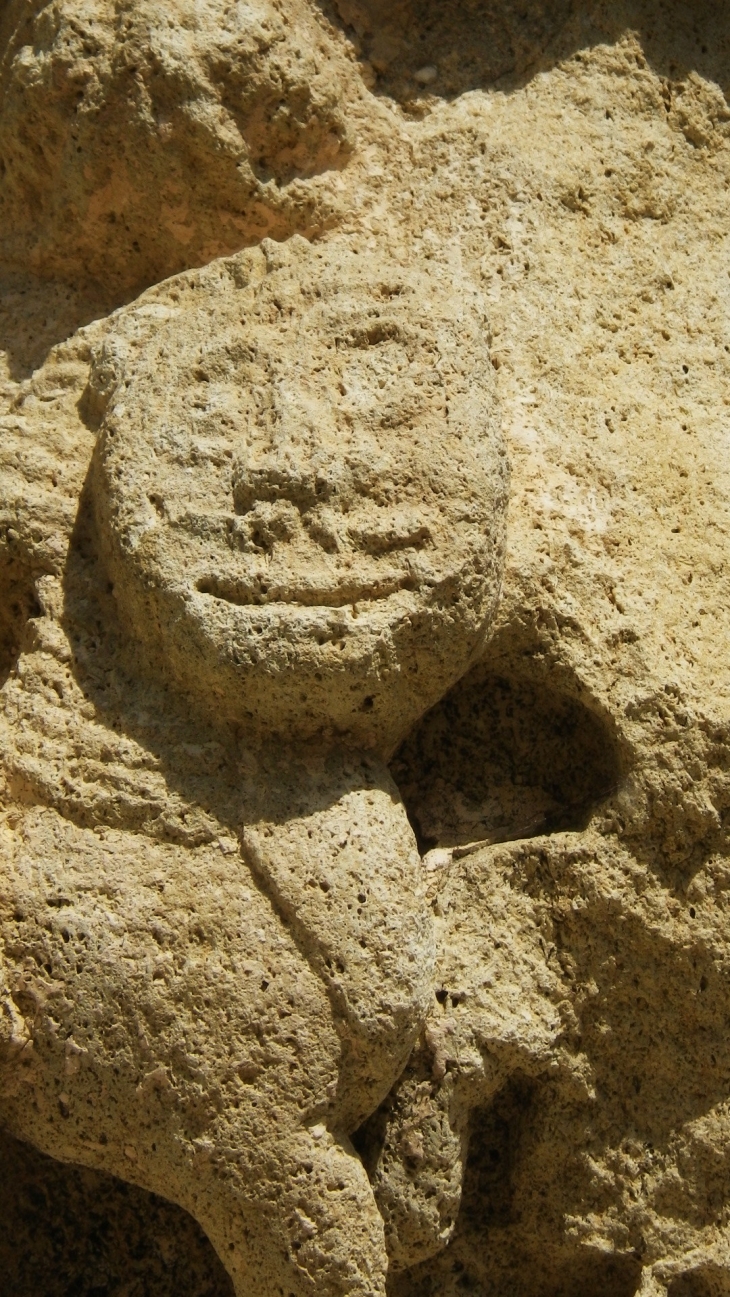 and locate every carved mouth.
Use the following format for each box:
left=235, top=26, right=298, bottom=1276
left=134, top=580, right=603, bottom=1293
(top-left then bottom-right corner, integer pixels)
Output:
left=195, top=572, right=416, bottom=608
